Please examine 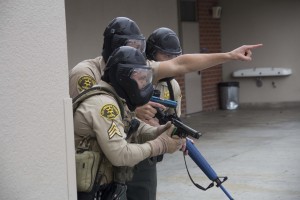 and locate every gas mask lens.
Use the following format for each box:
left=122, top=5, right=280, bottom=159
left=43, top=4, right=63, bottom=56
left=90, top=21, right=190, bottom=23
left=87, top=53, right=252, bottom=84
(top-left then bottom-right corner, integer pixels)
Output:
left=126, top=39, right=146, bottom=53
left=130, top=67, right=153, bottom=90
